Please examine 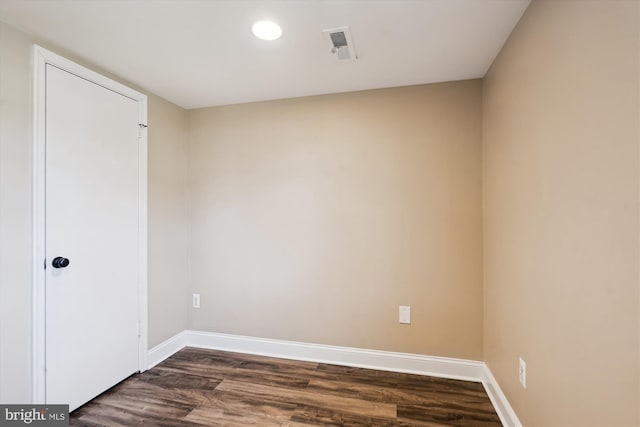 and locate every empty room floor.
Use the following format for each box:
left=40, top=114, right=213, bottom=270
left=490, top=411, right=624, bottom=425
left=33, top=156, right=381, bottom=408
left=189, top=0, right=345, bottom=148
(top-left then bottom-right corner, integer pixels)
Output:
left=70, top=347, right=500, bottom=426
